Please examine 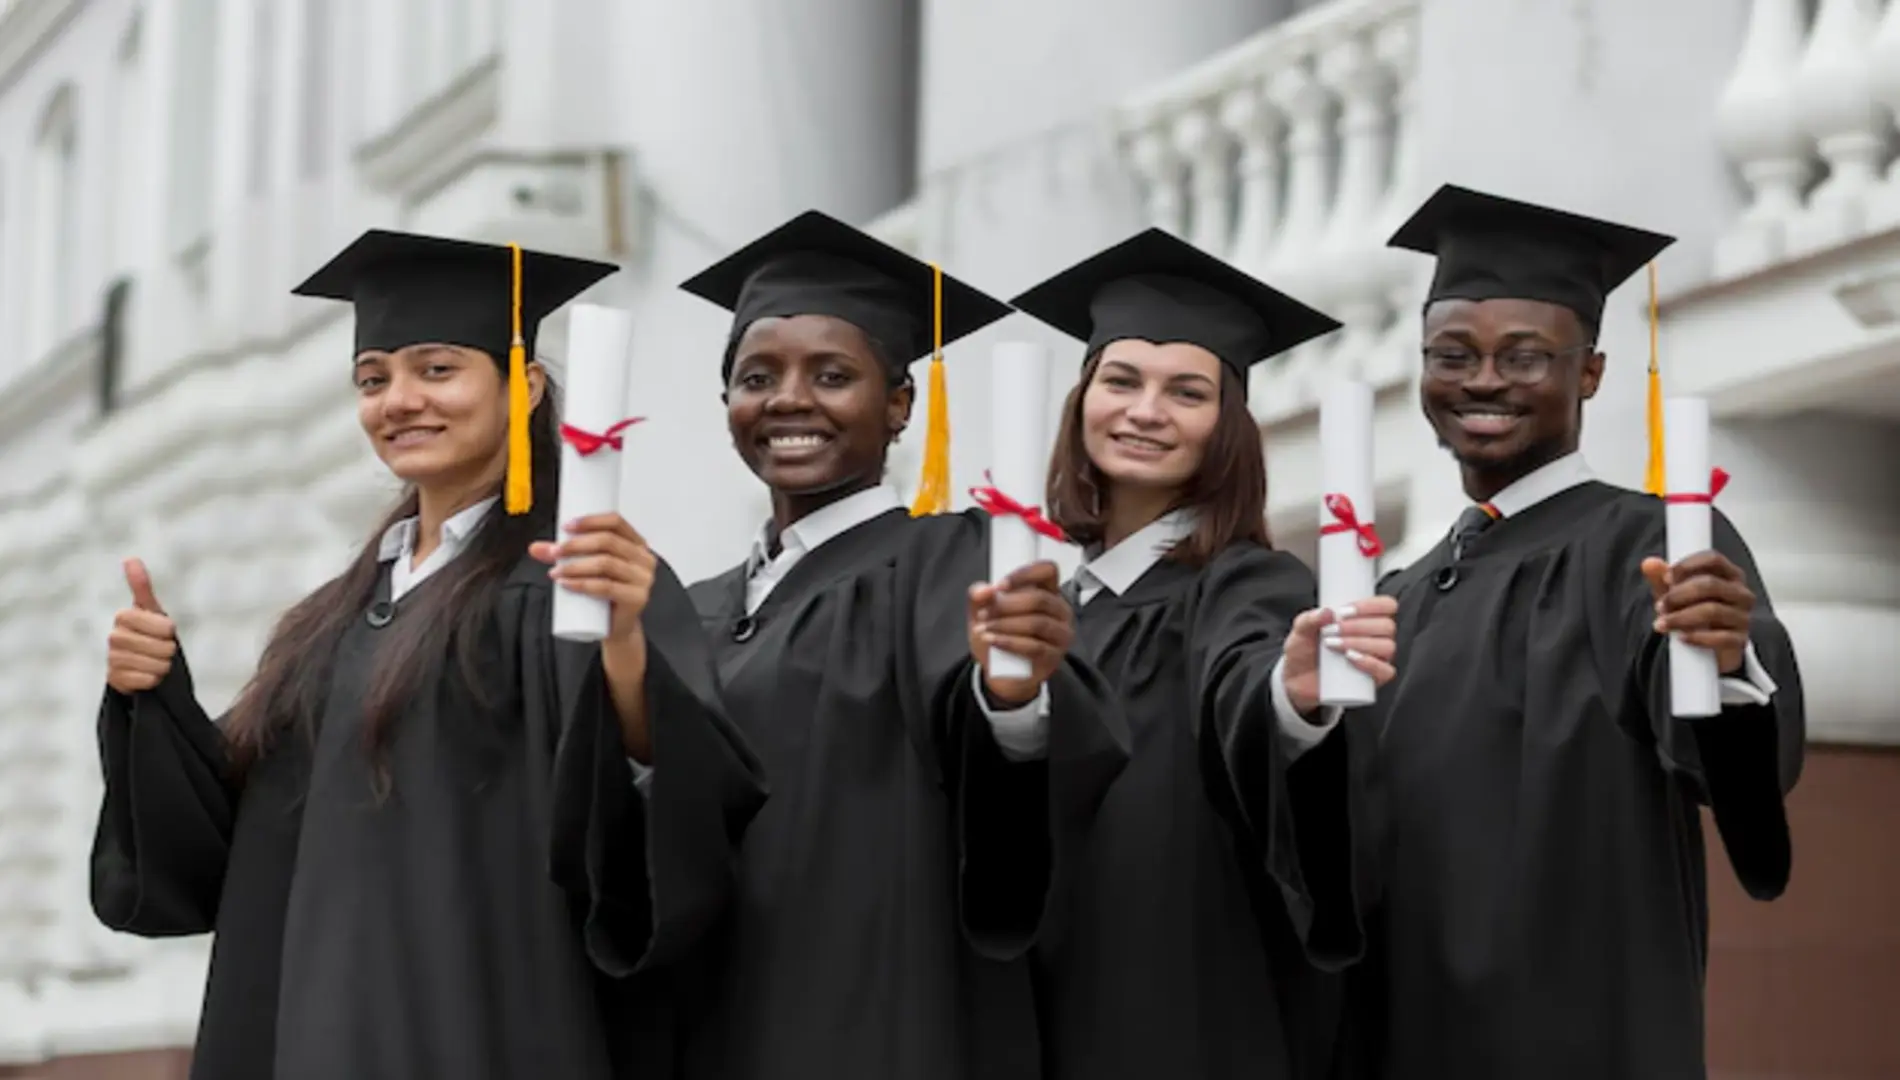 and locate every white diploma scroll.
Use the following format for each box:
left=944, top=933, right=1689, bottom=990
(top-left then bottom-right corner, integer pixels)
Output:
left=1664, top=396, right=1721, bottom=718
left=1318, top=381, right=1378, bottom=708
left=553, top=303, right=637, bottom=643
left=987, top=342, right=1054, bottom=681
